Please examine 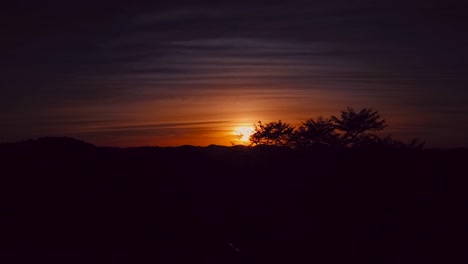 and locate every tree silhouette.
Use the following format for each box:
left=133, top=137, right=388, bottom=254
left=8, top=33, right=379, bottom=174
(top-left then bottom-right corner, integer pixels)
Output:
left=295, top=117, right=338, bottom=147
left=248, top=107, right=424, bottom=149
left=250, top=120, right=295, bottom=146
left=331, top=107, right=387, bottom=147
